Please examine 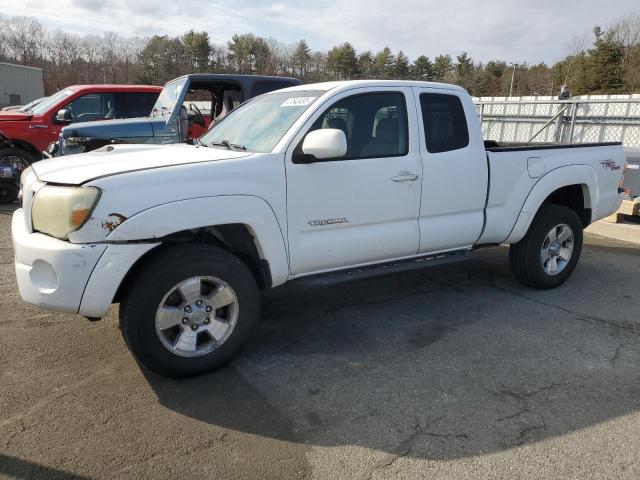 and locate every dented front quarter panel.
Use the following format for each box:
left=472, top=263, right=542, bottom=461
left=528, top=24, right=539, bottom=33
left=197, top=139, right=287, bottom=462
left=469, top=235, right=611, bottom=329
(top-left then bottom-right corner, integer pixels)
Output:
left=67, top=151, right=290, bottom=286
left=65, top=147, right=282, bottom=244
left=59, top=148, right=293, bottom=314
left=101, top=213, right=128, bottom=233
